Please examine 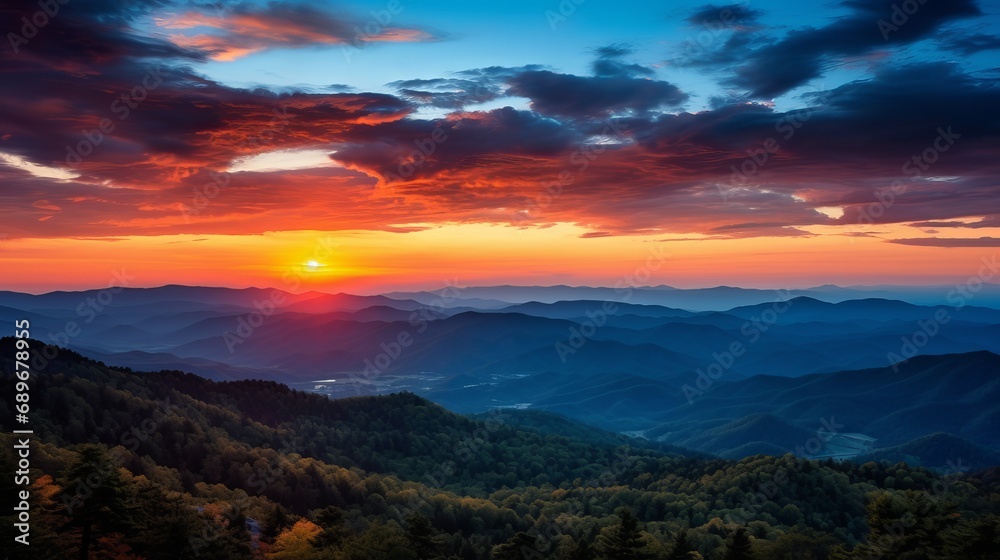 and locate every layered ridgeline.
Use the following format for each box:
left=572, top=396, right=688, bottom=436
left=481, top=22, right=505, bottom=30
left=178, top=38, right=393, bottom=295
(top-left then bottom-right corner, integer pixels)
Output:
left=1, top=339, right=998, bottom=559
left=3, top=286, right=1000, bottom=469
